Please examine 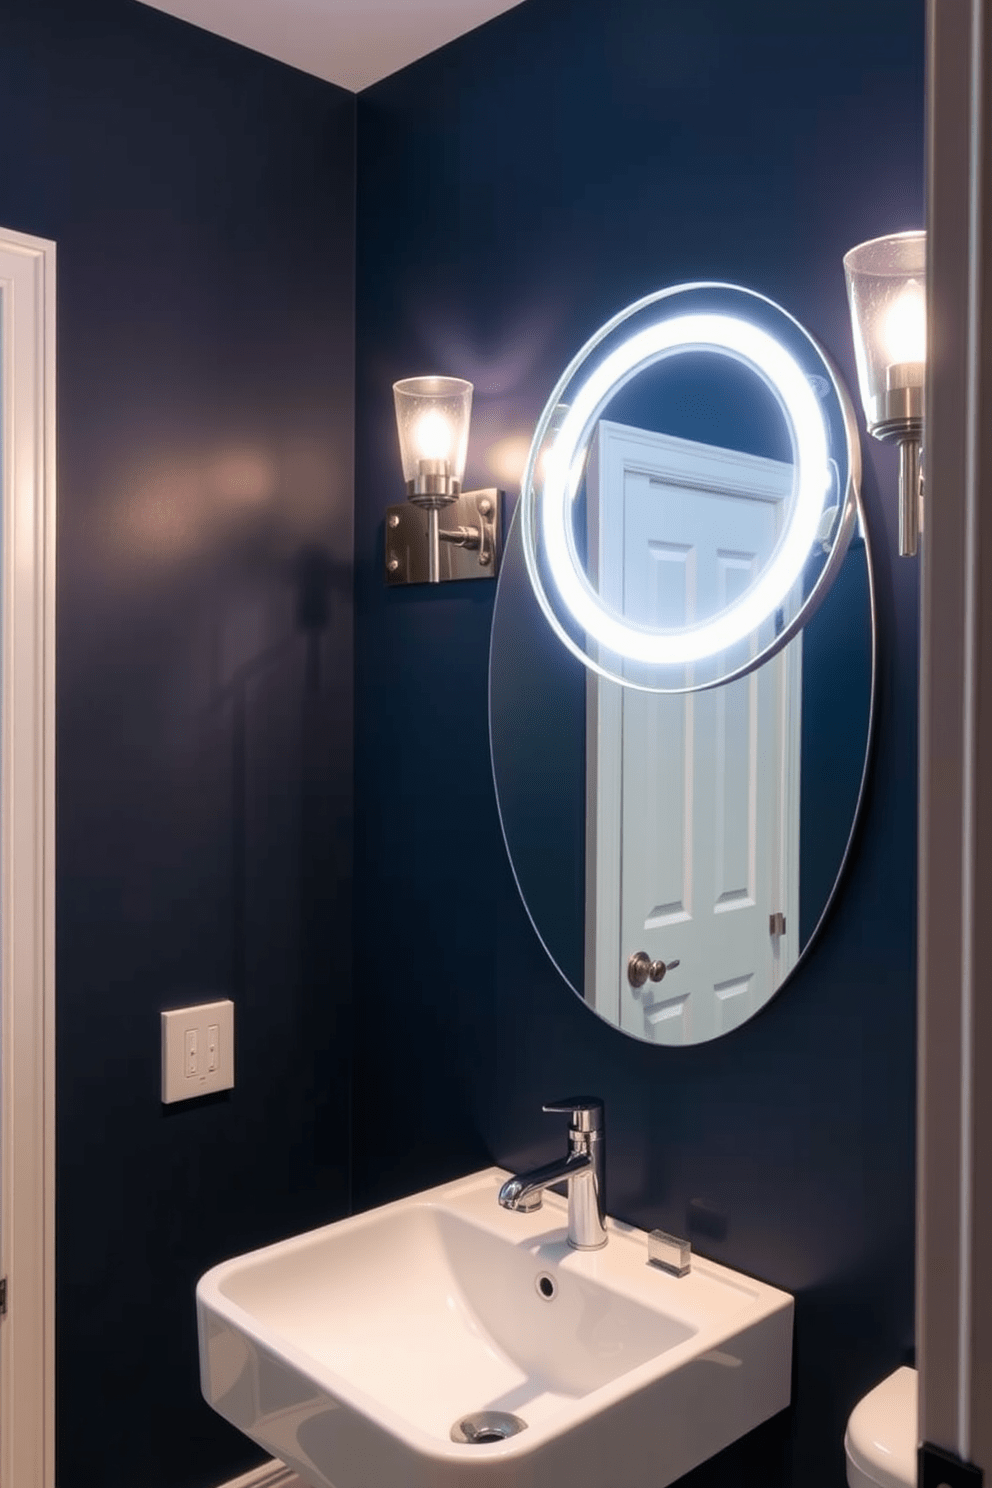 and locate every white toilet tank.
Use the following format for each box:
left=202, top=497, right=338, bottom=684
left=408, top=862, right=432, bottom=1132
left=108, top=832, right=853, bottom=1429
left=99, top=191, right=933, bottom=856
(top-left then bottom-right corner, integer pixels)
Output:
left=845, top=1366, right=918, bottom=1488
